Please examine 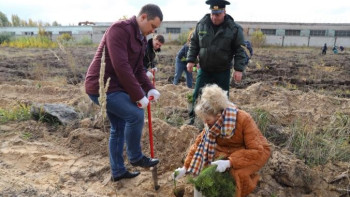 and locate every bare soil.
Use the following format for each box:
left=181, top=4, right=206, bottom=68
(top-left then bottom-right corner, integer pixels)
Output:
left=0, top=45, right=349, bottom=197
